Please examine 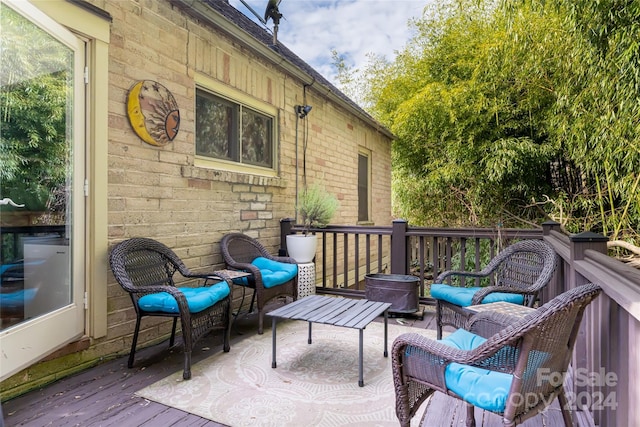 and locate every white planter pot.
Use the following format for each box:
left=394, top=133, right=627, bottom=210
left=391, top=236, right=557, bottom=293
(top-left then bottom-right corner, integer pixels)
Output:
left=286, top=234, right=318, bottom=263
